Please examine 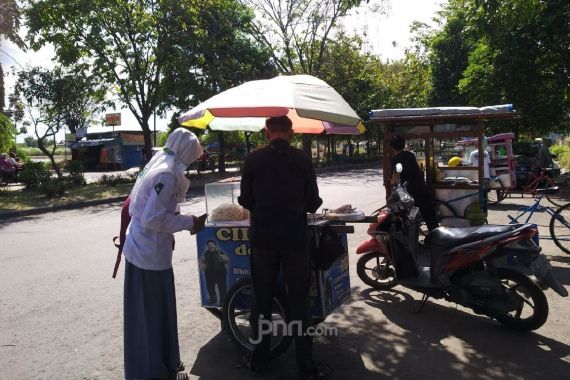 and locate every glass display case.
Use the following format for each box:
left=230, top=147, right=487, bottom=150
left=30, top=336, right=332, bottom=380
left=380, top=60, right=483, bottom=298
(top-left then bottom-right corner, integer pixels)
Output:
left=204, top=181, right=246, bottom=224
